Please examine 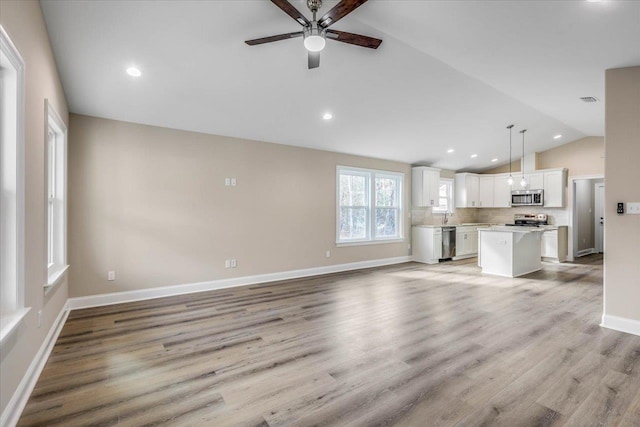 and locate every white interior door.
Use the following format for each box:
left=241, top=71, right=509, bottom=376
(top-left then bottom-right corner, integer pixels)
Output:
left=595, top=183, right=605, bottom=253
